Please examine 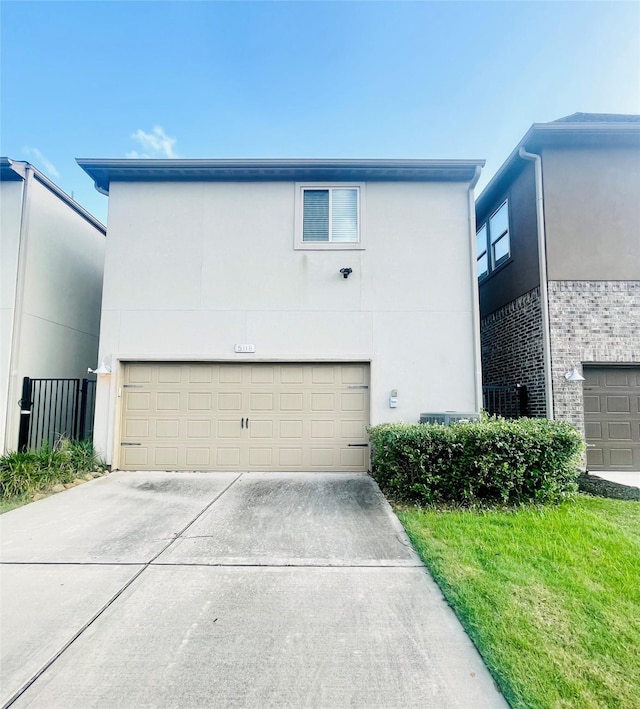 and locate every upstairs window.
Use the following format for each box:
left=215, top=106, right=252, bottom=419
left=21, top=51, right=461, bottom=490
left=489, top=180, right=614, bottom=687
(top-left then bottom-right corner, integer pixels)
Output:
left=476, top=199, right=510, bottom=279
left=476, top=224, right=488, bottom=278
left=296, top=184, right=364, bottom=249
